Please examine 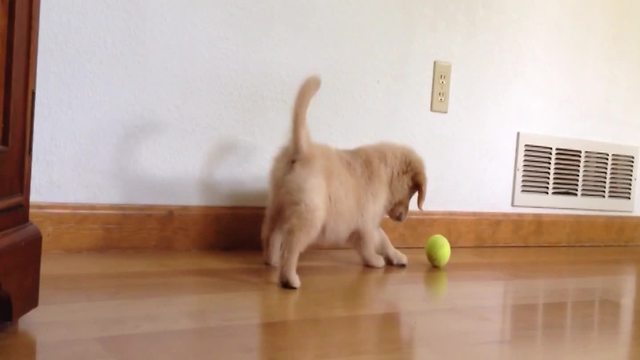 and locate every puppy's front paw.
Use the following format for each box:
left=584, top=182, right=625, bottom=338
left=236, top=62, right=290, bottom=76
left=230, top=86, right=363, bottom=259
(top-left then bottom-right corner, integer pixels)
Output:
left=389, top=251, right=408, bottom=267
left=280, top=273, right=301, bottom=290
left=364, top=254, right=386, bottom=268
